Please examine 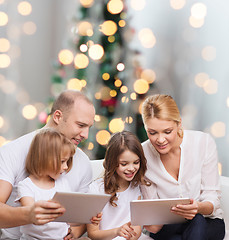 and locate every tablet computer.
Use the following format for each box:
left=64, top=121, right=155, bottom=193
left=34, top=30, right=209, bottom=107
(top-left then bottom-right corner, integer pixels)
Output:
left=130, top=198, right=190, bottom=226
left=52, top=192, right=110, bottom=224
